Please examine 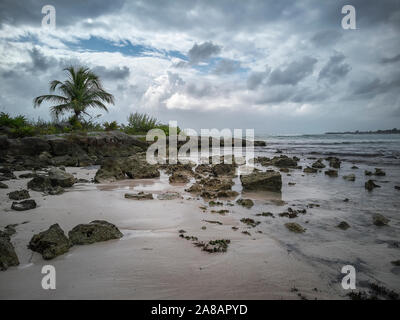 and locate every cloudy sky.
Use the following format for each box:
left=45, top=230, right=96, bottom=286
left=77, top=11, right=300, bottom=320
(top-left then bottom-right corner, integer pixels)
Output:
left=0, top=0, right=399, bottom=134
